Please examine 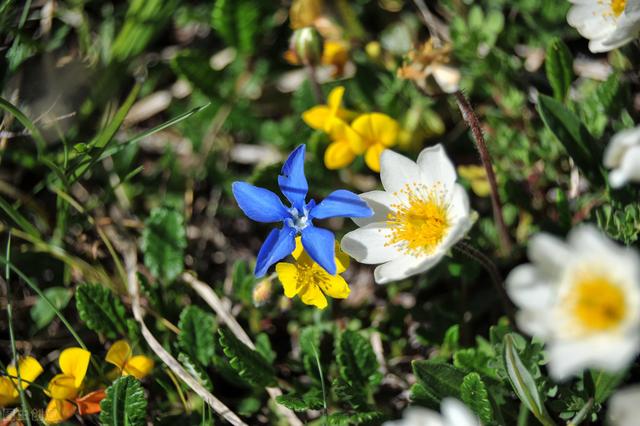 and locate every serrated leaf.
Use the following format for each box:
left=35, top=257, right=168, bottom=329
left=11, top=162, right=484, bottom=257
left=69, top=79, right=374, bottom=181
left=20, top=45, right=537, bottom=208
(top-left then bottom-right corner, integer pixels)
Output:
left=178, top=306, right=216, bottom=367
left=545, top=39, right=573, bottom=101
left=335, top=330, right=382, bottom=389
left=276, top=389, right=324, bottom=412
left=537, top=94, right=603, bottom=185
left=410, top=360, right=466, bottom=409
left=333, top=377, right=368, bottom=409
left=218, top=327, right=276, bottom=388
left=460, top=372, right=494, bottom=424
left=30, top=287, right=72, bottom=330
left=503, top=334, right=554, bottom=426
left=100, top=376, right=147, bottom=426
left=178, top=352, right=213, bottom=392
left=141, top=207, right=187, bottom=283
left=76, top=283, right=128, bottom=339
